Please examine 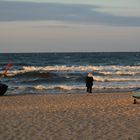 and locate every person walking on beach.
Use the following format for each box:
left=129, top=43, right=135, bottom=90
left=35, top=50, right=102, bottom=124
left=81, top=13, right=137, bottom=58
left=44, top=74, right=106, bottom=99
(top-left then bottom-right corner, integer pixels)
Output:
left=86, top=73, right=94, bottom=93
